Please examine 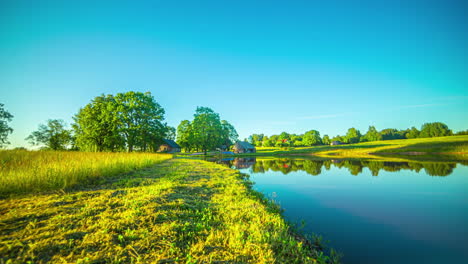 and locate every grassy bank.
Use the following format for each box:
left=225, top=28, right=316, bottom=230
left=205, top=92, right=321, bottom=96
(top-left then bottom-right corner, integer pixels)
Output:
left=0, top=150, right=172, bottom=197
left=253, top=136, right=468, bottom=160
left=0, top=159, right=332, bottom=263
